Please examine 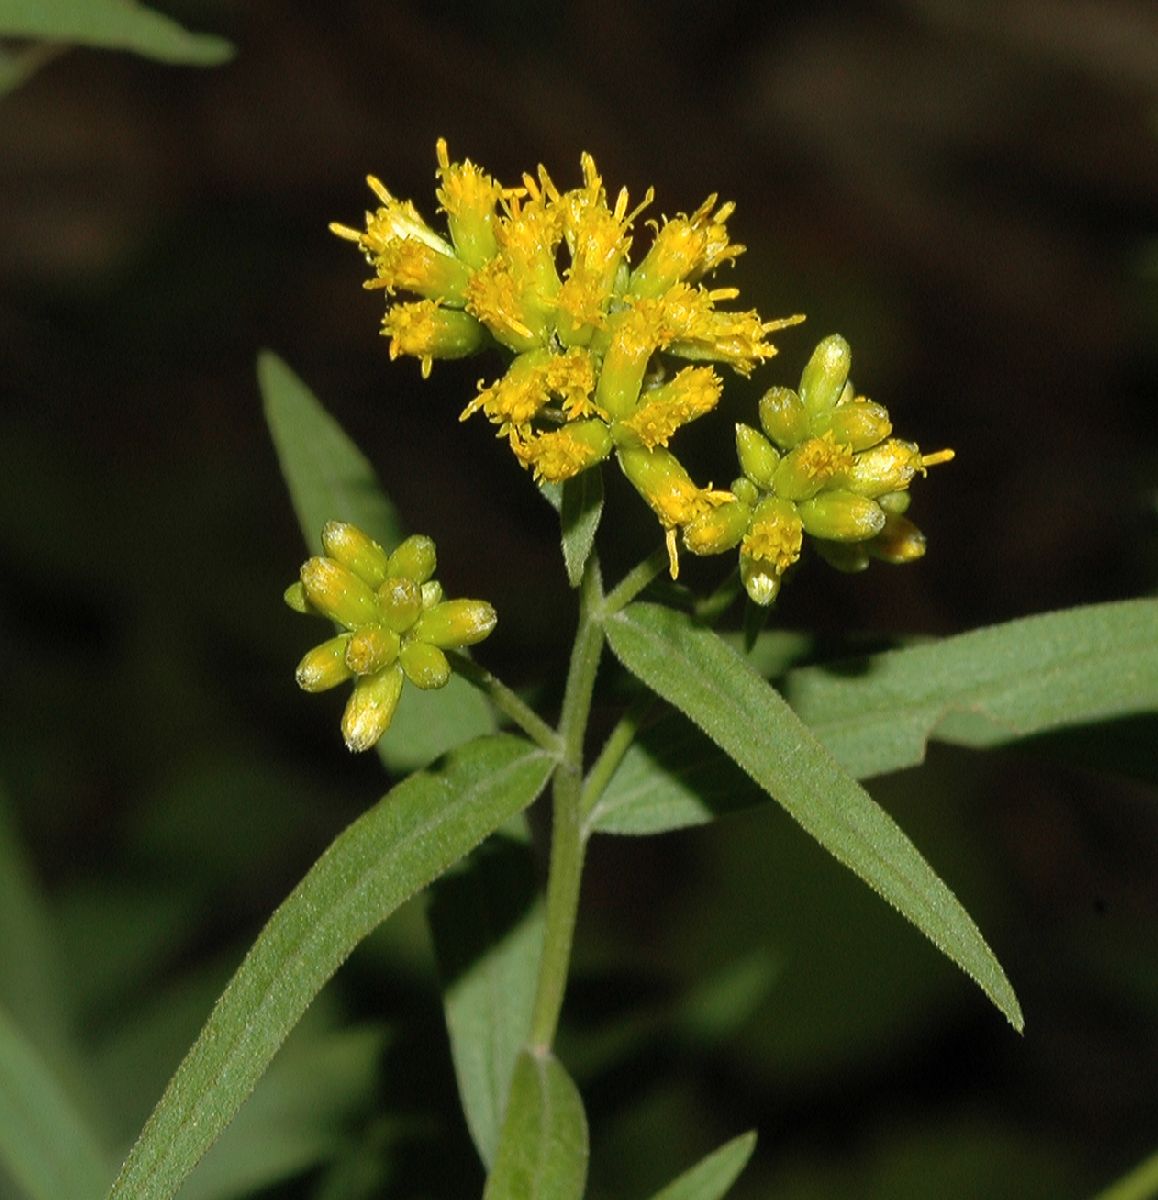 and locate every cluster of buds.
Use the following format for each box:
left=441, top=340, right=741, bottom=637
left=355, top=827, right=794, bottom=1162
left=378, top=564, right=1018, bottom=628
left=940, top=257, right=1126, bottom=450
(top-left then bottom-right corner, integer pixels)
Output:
left=683, top=334, right=954, bottom=604
left=286, top=522, right=496, bottom=751
left=331, top=140, right=951, bottom=598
